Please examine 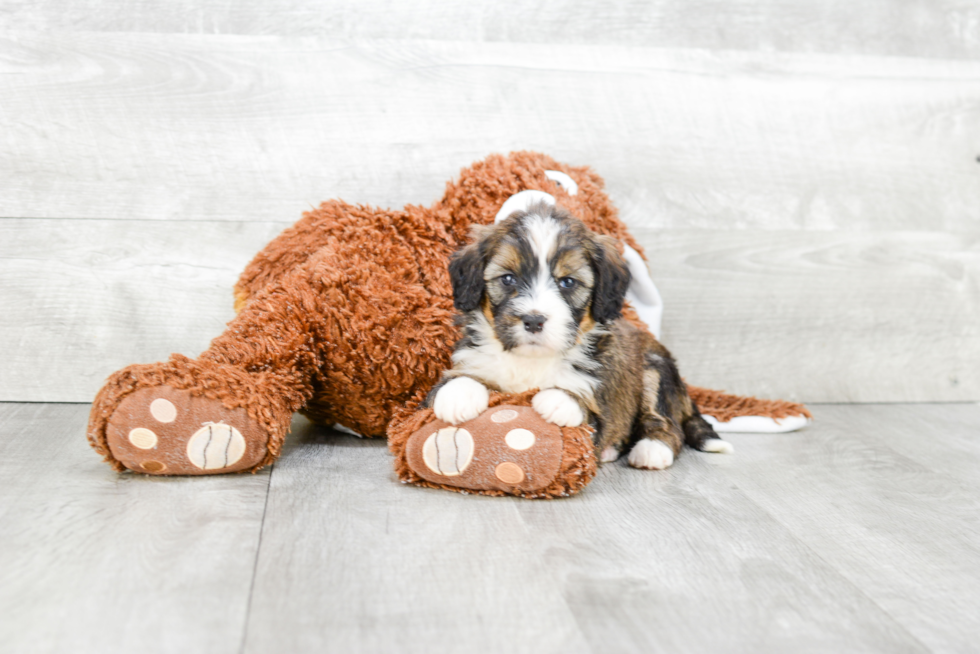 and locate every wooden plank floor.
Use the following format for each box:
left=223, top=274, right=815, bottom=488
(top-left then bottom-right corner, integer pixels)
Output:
left=2, top=402, right=978, bottom=653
